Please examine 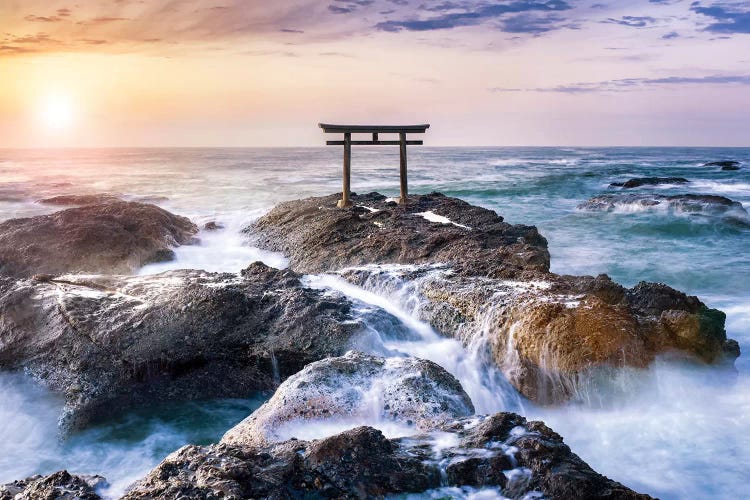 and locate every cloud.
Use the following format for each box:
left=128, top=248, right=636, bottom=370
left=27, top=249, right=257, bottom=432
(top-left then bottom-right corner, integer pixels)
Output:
left=24, top=15, right=63, bottom=23
left=690, top=2, right=750, bottom=34
left=78, top=16, right=130, bottom=25
left=491, top=74, right=750, bottom=93
left=374, top=1, right=573, bottom=33
left=603, top=15, right=658, bottom=27
left=661, top=30, right=680, bottom=39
